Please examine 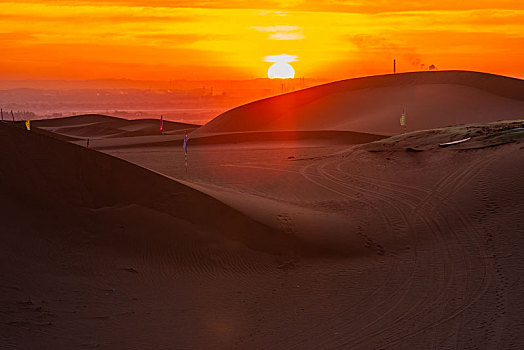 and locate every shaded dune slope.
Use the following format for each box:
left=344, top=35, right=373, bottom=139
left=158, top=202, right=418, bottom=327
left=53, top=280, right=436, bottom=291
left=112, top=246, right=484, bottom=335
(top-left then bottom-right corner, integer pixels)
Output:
left=196, top=70, right=524, bottom=136
left=0, top=123, right=298, bottom=256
